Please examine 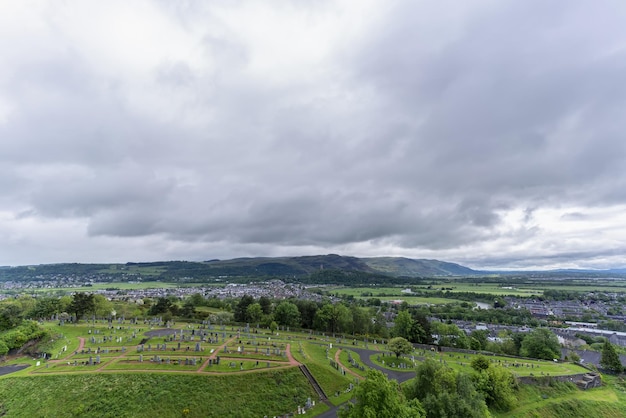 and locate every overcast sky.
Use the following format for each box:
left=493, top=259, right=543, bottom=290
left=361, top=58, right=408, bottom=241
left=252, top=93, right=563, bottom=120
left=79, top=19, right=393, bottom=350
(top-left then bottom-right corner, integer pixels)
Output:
left=1, top=0, right=626, bottom=270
